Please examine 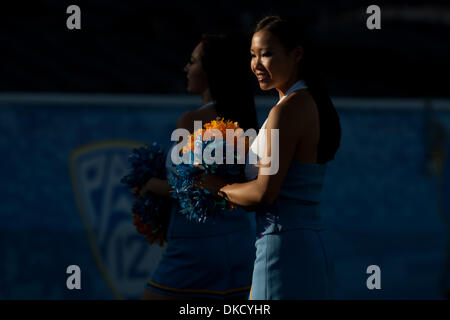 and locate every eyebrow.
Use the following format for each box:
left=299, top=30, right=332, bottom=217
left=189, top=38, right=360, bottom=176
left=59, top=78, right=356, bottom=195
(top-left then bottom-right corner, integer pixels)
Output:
left=250, top=47, right=270, bottom=52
